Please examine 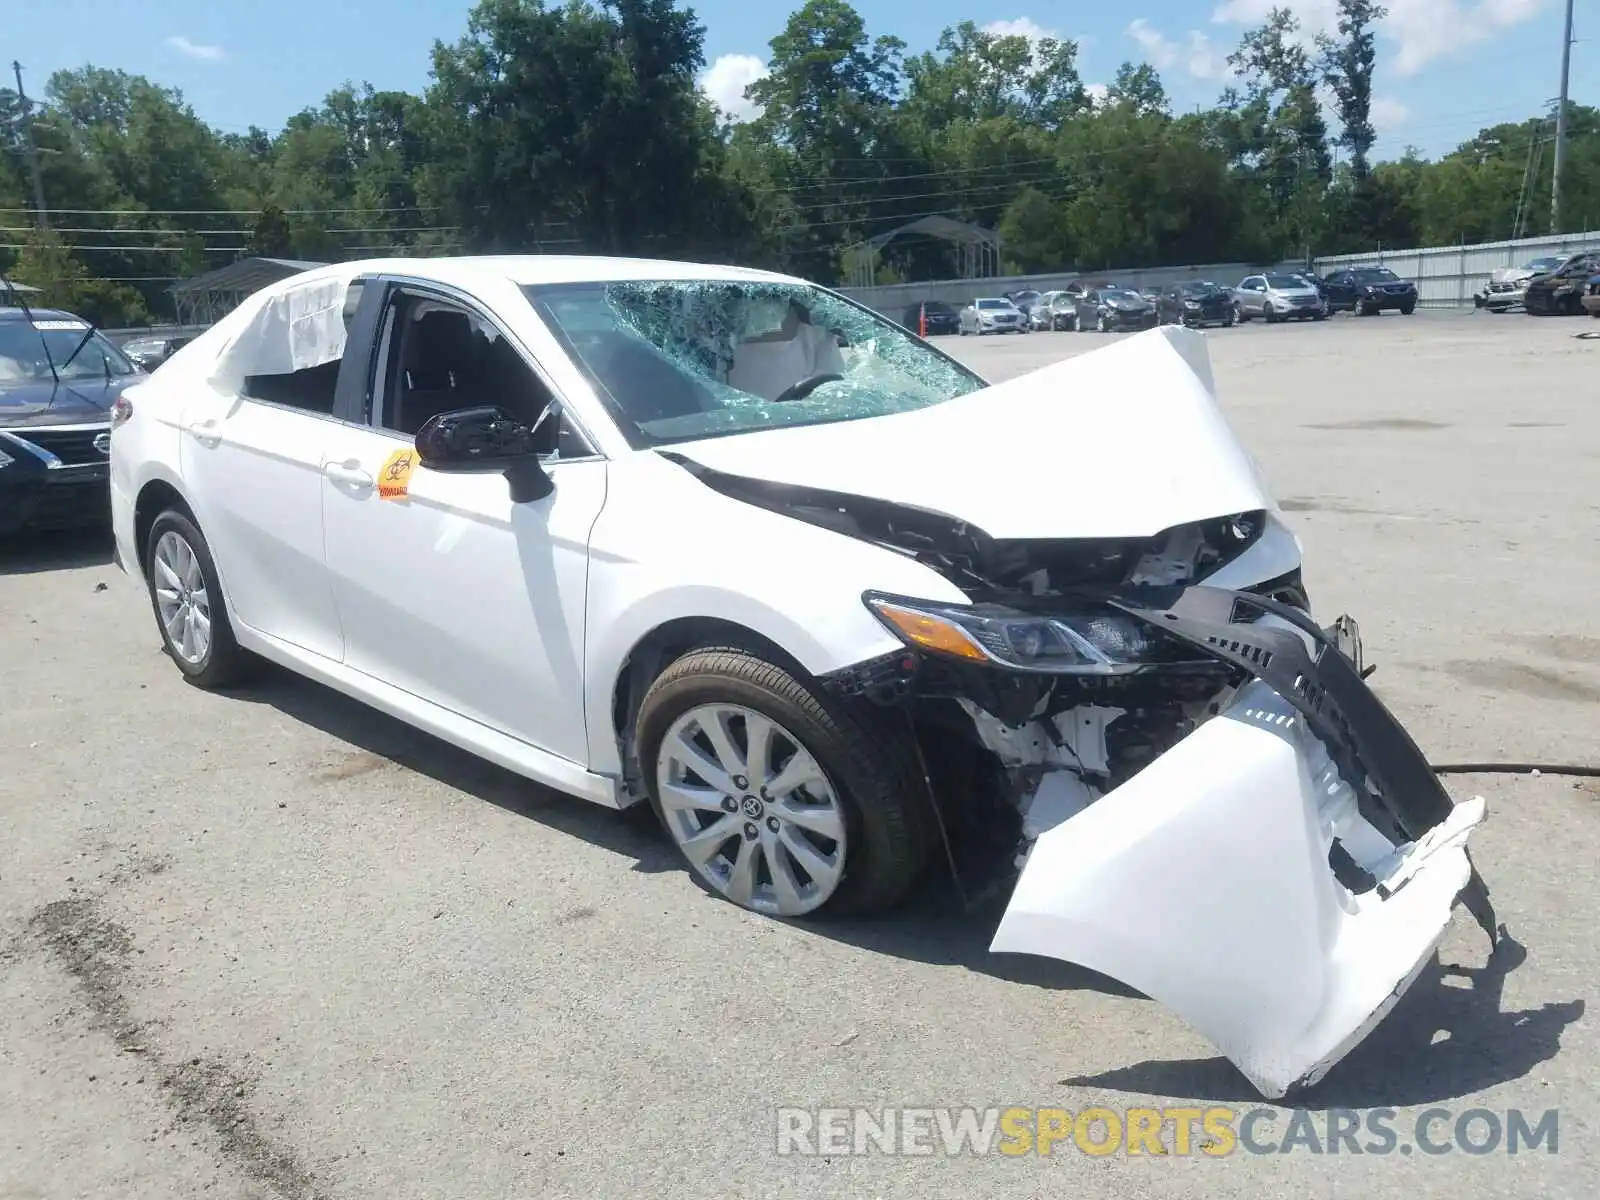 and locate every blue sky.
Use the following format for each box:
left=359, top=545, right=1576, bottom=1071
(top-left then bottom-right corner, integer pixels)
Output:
left=11, top=0, right=1594, bottom=160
